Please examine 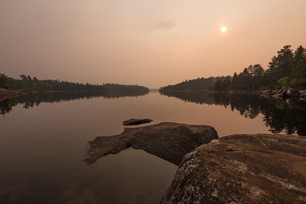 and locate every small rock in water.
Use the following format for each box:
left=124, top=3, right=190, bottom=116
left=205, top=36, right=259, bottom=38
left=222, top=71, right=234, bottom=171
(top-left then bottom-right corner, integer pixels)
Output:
left=123, top=118, right=153, bottom=126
